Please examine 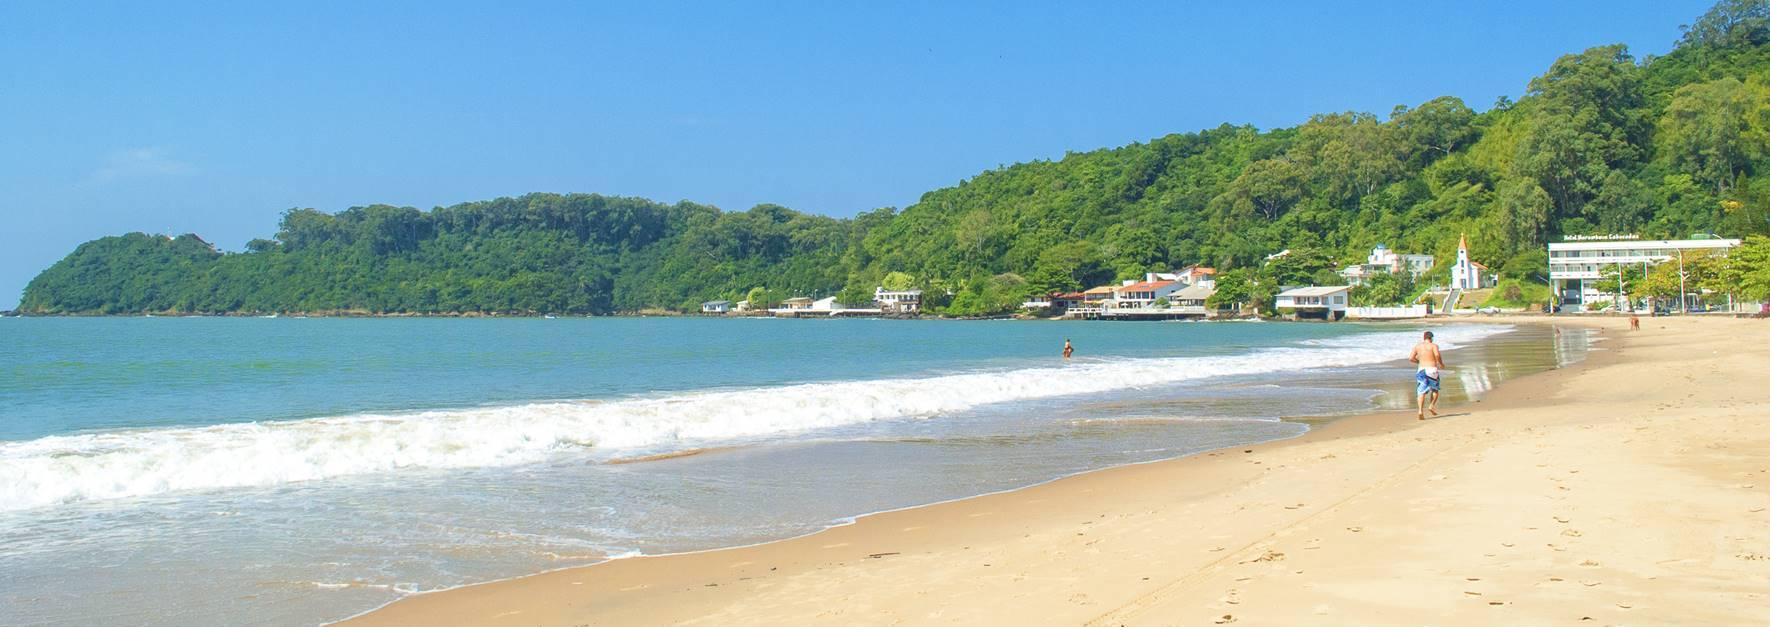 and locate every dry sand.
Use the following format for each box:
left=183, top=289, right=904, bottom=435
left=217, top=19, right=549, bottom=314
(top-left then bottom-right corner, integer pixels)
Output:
left=341, top=316, right=1770, bottom=626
